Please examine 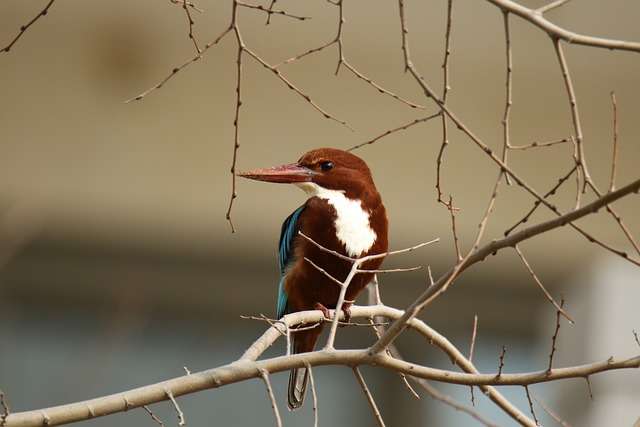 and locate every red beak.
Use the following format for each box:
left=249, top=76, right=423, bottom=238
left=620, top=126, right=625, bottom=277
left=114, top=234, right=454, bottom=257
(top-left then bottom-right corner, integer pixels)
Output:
left=238, top=163, right=317, bottom=184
